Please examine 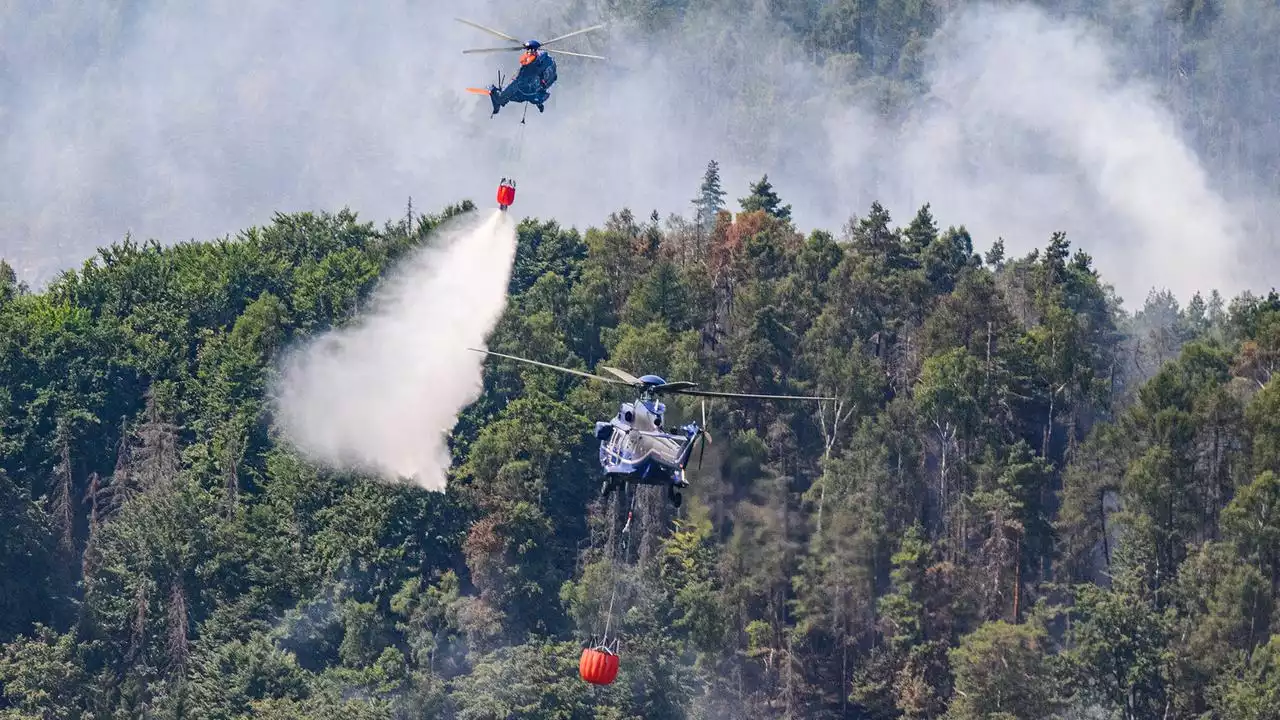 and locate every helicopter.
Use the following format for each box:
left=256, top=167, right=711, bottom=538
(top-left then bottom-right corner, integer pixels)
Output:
left=456, top=18, right=606, bottom=118
left=469, top=349, right=835, bottom=507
